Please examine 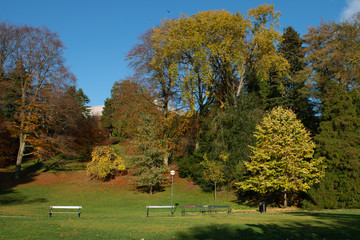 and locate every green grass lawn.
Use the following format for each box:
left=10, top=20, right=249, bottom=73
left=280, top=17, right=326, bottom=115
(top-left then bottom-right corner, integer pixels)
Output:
left=1, top=169, right=360, bottom=239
